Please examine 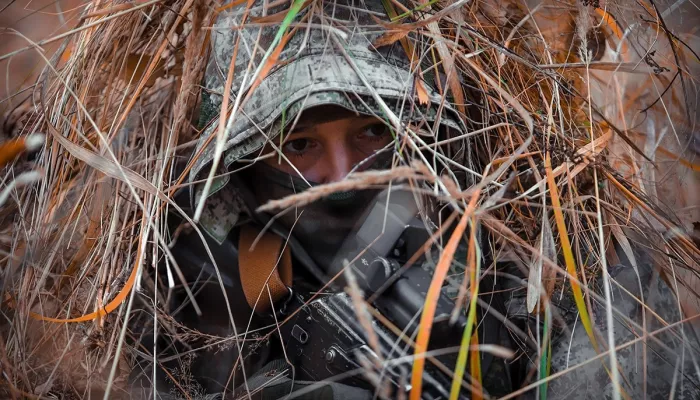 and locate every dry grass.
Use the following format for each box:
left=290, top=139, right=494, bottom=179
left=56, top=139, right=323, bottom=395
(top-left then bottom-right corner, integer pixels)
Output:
left=0, top=0, right=698, bottom=399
